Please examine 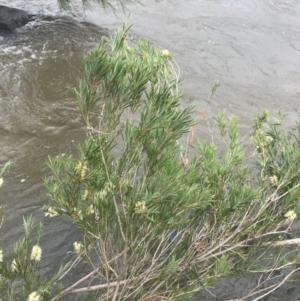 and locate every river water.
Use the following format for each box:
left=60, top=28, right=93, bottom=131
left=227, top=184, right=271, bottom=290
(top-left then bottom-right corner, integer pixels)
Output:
left=1, top=0, right=300, bottom=300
